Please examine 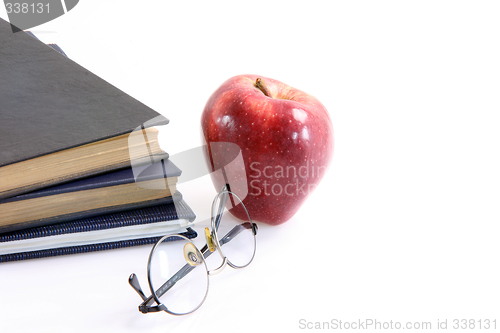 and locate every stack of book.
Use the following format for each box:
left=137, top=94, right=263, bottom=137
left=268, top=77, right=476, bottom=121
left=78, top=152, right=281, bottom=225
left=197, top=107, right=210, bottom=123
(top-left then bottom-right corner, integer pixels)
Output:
left=0, top=18, right=196, bottom=263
